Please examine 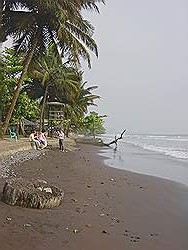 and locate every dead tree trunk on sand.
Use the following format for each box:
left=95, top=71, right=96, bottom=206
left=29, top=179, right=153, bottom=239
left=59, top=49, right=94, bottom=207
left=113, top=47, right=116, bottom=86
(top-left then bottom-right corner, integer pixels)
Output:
left=2, top=178, right=64, bottom=209
left=104, top=129, right=126, bottom=149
